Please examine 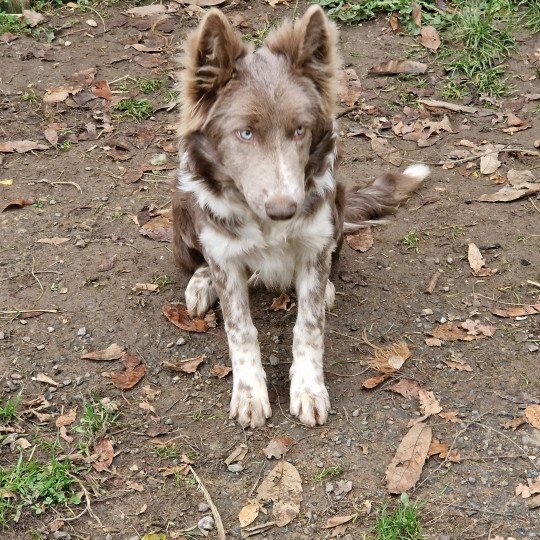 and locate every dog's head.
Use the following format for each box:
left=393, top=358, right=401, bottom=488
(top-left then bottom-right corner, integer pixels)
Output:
left=181, top=6, right=338, bottom=221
